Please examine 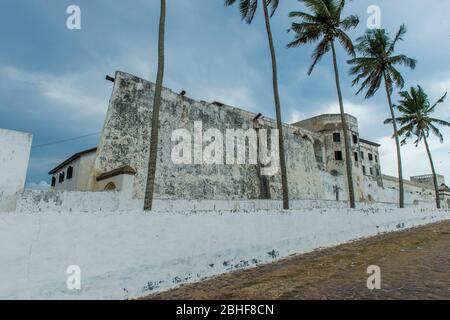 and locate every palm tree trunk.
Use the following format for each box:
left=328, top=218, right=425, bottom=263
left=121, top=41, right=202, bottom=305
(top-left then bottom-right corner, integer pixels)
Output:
left=262, top=0, right=289, bottom=209
left=330, top=41, right=356, bottom=209
left=423, top=135, right=441, bottom=209
left=383, top=72, right=404, bottom=208
left=144, top=0, right=166, bottom=211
